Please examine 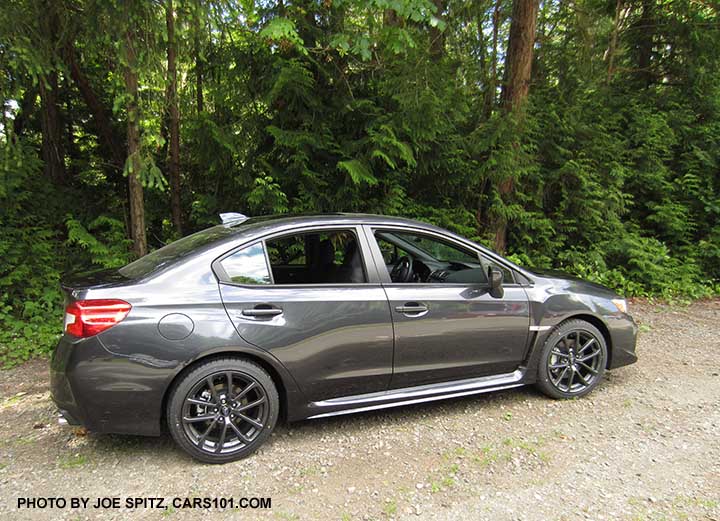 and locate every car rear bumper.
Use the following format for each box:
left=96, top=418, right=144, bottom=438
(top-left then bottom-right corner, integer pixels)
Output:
left=50, top=334, right=165, bottom=436
left=50, top=335, right=87, bottom=427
